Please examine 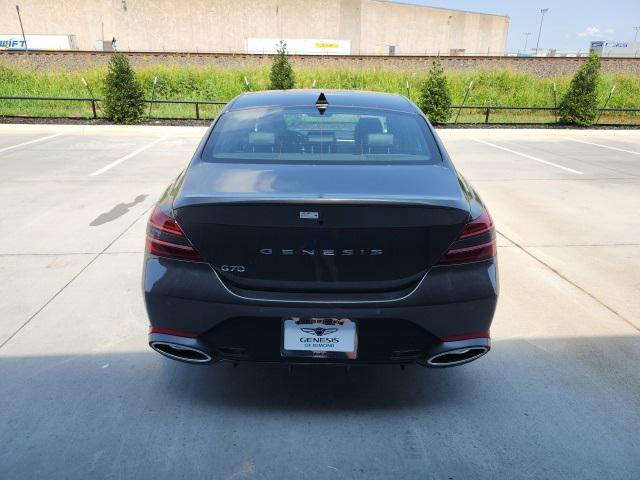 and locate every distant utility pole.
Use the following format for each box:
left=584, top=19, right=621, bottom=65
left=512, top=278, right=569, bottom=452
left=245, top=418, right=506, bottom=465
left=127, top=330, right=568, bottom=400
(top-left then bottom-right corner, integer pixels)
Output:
left=634, top=26, right=640, bottom=42
left=523, top=32, right=532, bottom=53
left=535, top=8, right=549, bottom=54
left=15, top=5, right=28, bottom=51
